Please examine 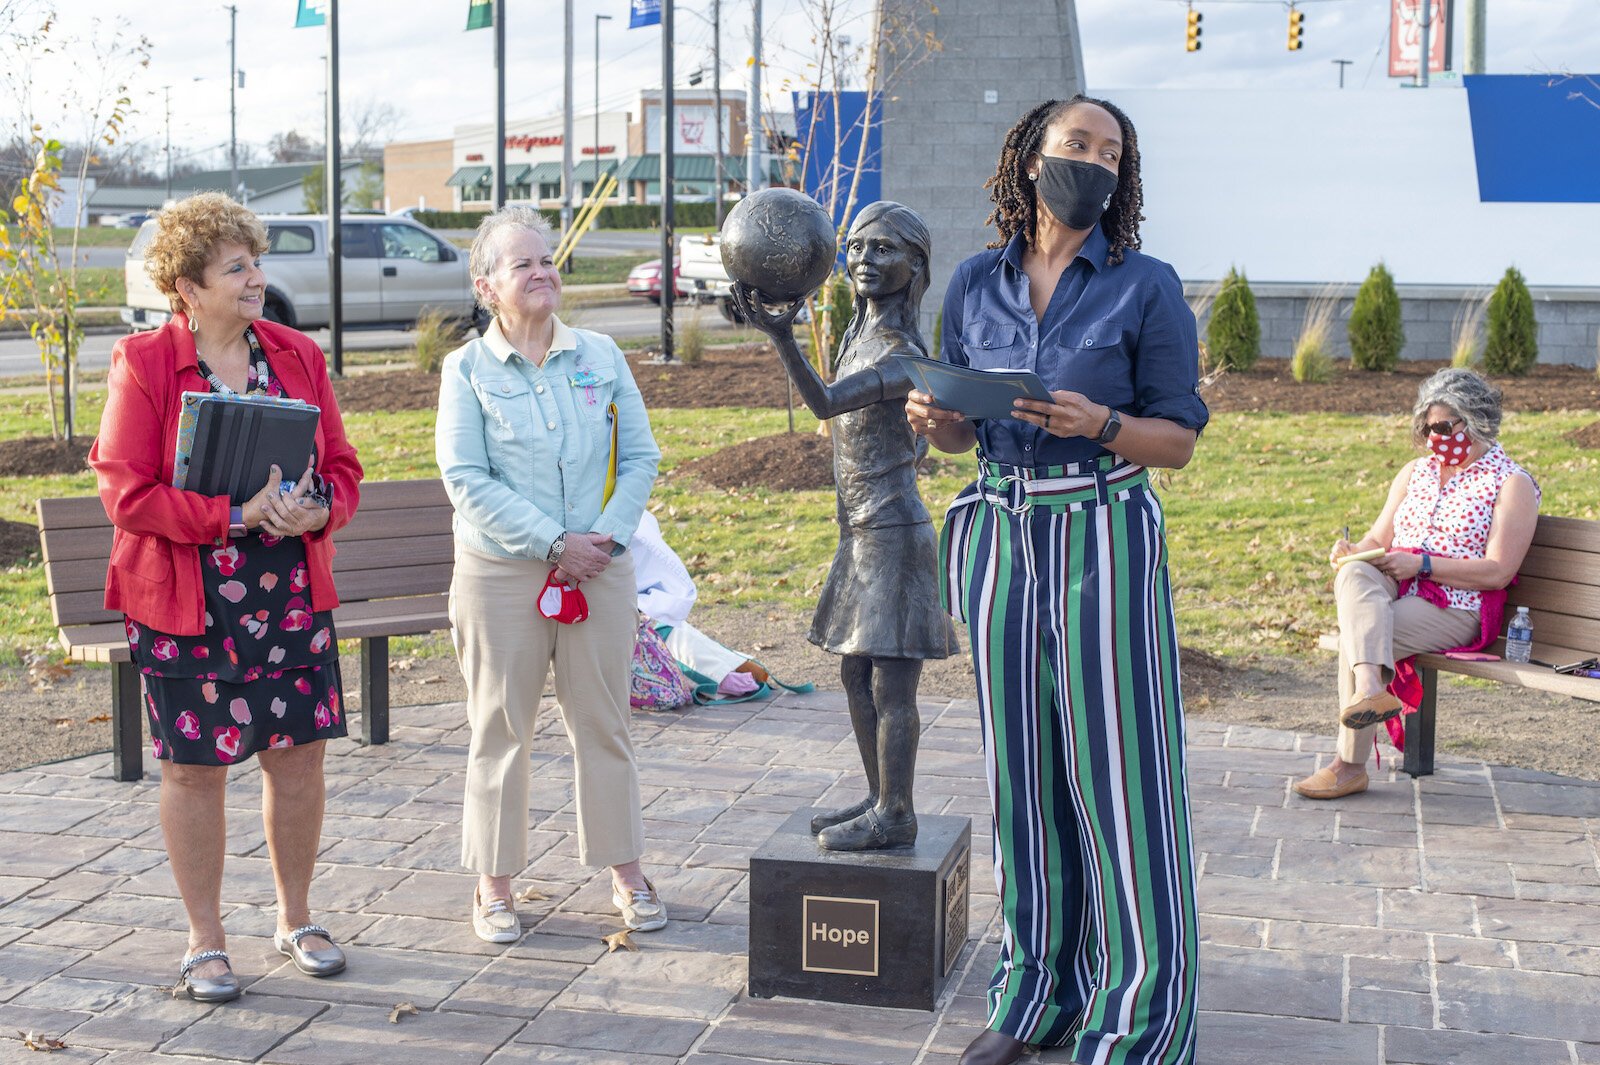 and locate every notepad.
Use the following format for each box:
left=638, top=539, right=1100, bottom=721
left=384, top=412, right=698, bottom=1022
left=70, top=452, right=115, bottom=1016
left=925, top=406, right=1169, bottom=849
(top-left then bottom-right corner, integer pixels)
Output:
left=891, top=355, right=1053, bottom=421
left=174, top=391, right=320, bottom=503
